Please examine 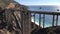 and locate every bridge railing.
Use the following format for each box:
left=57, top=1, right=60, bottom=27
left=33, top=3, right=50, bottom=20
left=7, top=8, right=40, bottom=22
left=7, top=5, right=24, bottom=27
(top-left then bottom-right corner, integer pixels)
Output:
left=29, top=11, right=60, bottom=32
